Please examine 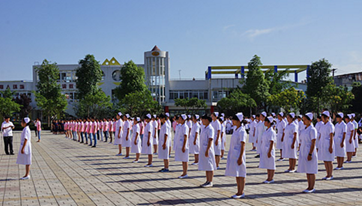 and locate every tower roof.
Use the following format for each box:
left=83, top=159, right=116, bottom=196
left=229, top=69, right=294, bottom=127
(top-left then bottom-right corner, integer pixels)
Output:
left=151, top=45, right=161, bottom=51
